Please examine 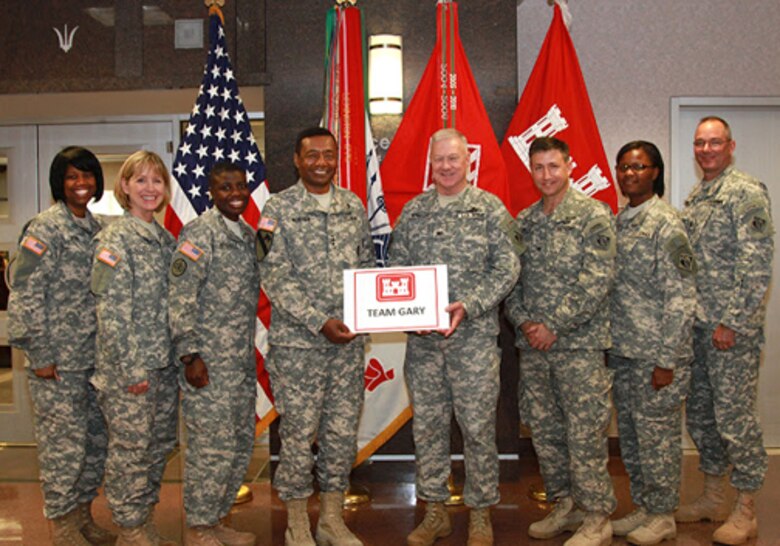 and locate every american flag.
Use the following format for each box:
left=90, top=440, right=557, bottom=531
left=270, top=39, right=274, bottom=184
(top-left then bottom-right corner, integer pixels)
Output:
left=164, top=9, right=276, bottom=431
